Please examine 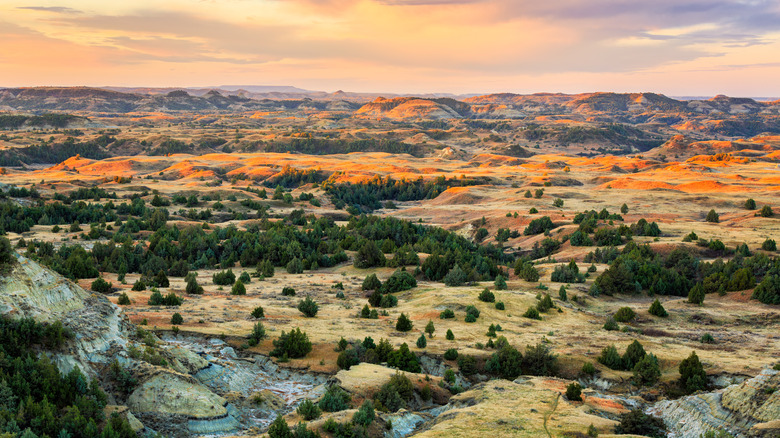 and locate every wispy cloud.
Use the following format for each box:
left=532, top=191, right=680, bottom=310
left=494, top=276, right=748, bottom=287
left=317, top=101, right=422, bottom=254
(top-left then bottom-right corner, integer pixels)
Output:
left=17, top=6, right=81, bottom=14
